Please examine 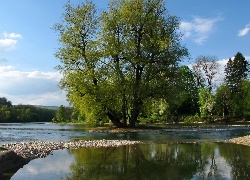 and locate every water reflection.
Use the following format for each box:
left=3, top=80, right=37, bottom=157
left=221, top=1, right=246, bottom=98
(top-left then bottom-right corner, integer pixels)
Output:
left=61, top=143, right=249, bottom=180
left=2, top=123, right=250, bottom=179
